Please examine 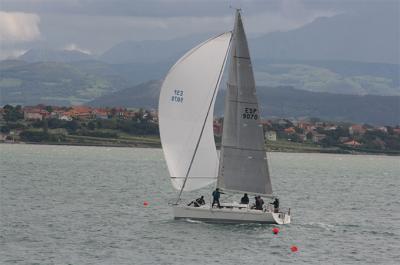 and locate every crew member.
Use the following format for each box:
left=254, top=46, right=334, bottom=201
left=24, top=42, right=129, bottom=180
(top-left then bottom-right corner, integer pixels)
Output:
left=254, top=195, right=264, bottom=210
left=240, top=193, right=249, bottom=204
left=271, top=198, right=279, bottom=213
left=188, top=196, right=205, bottom=207
left=212, top=188, right=224, bottom=208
